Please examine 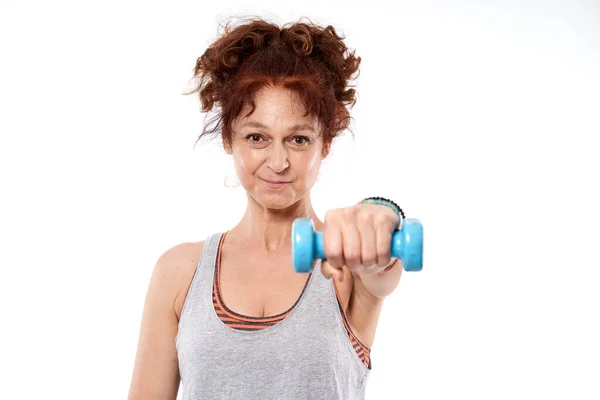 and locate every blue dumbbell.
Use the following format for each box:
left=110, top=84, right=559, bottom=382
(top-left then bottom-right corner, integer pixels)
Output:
left=292, top=218, right=423, bottom=273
